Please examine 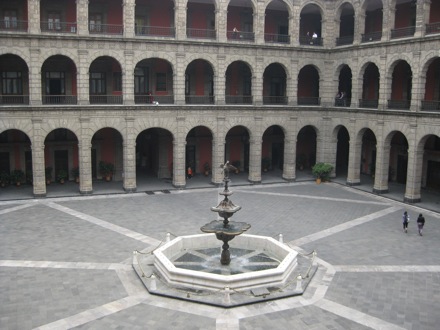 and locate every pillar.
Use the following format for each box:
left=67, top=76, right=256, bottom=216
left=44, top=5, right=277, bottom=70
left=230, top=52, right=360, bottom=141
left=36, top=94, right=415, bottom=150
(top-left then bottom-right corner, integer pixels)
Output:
left=346, top=131, right=361, bottom=186
left=76, top=0, right=89, bottom=36
left=123, top=116, right=136, bottom=192
left=283, top=134, right=295, bottom=181
left=28, top=0, right=40, bottom=34
left=248, top=137, right=262, bottom=184
left=79, top=118, right=93, bottom=194
left=373, top=137, right=390, bottom=194
left=123, top=0, right=135, bottom=38
left=31, top=119, right=46, bottom=197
